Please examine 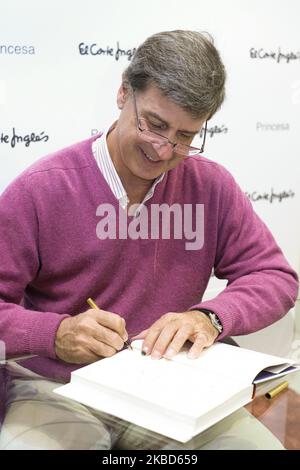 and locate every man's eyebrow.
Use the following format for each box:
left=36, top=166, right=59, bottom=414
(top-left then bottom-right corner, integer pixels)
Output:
left=144, top=111, right=168, bottom=125
left=145, top=111, right=199, bottom=135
